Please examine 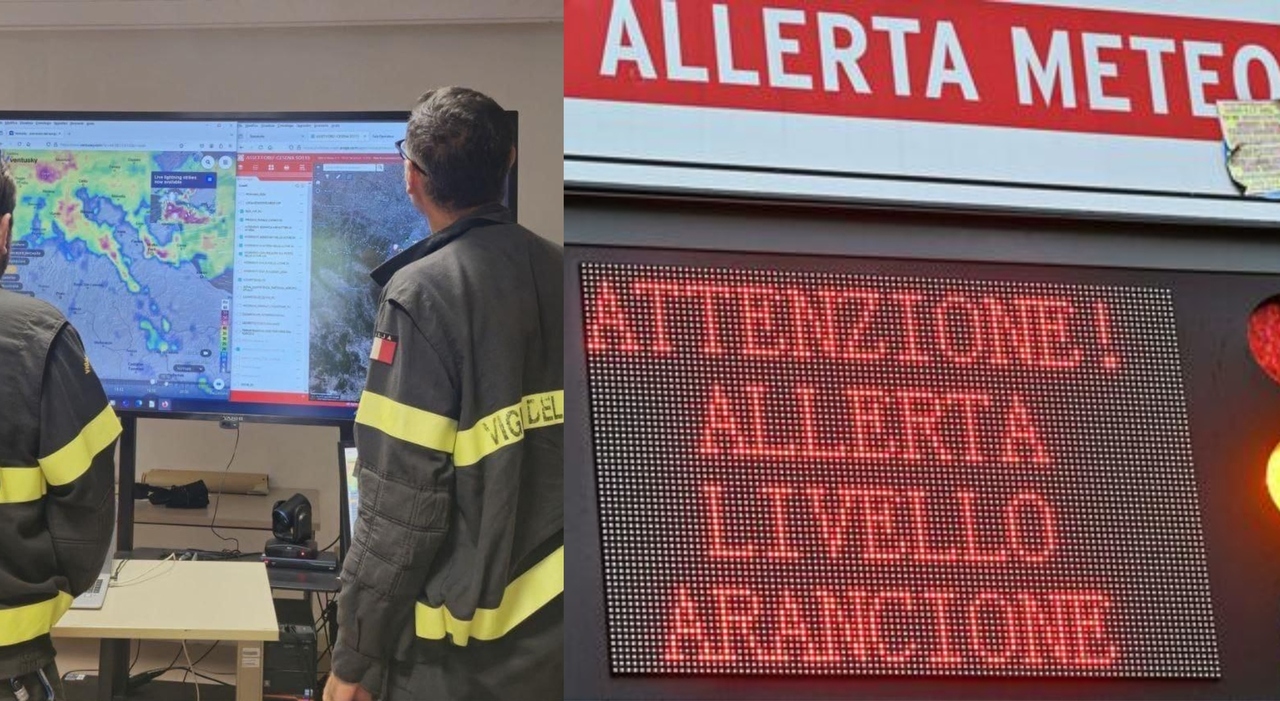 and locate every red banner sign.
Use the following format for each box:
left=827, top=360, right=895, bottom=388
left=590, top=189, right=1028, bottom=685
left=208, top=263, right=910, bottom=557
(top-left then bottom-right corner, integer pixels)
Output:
left=566, top=0, right=1280, bottom=140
